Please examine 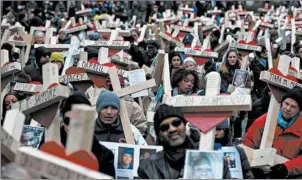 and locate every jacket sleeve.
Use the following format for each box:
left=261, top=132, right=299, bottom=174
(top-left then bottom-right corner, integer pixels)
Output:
left=235, top=145, right=254, bottom=179
left=242, top=114, right=266, bottom=149
left=284, top=153, right=302, bottom=177
left=126, top=101, right=148, bottom=135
